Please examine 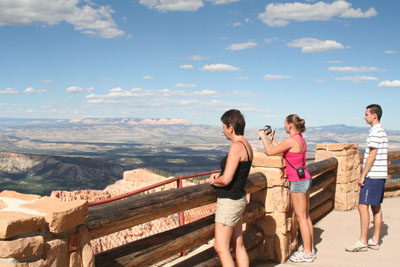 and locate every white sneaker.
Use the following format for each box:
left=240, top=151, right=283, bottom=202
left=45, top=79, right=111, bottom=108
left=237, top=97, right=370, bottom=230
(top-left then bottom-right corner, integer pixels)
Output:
left=345, top=240, right=367, bottom=252
left=367, top=238, right=380, bottom=250
left=290, top=251, right=314, bottom=263
left=294, top=249, right=316, bottom=260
